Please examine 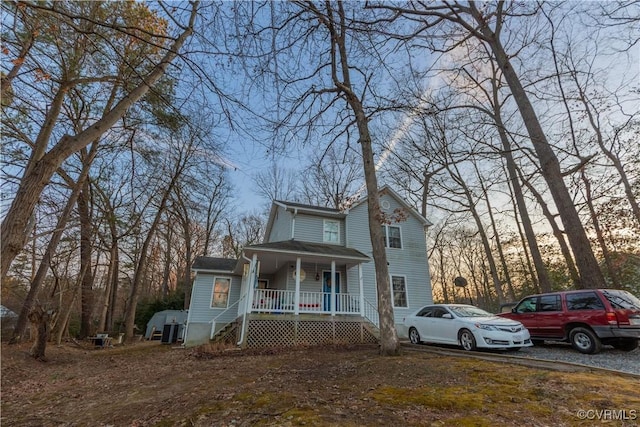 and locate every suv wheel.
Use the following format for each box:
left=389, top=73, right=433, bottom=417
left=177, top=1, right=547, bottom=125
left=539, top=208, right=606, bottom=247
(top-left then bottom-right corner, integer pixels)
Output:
left=569, top=327, right=602, bottom=354
left=612, top=338, right=639, bottom=352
